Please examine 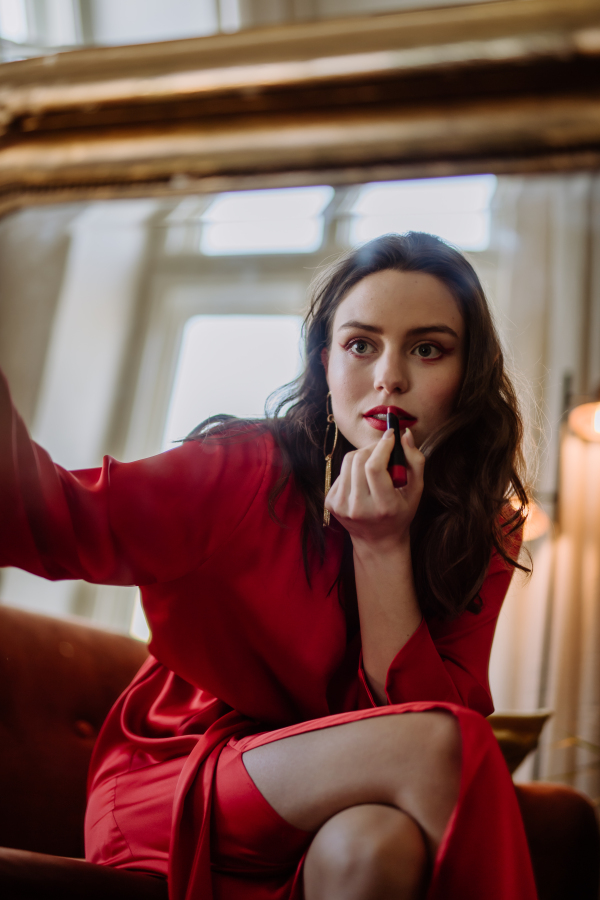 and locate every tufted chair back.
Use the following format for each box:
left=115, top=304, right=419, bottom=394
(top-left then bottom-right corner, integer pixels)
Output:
left=0, top=604, right=148, bottom=858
